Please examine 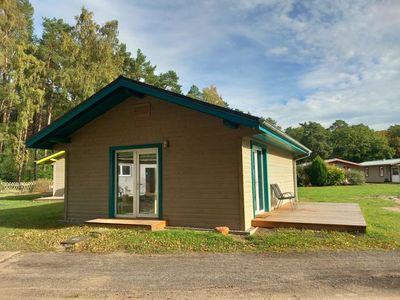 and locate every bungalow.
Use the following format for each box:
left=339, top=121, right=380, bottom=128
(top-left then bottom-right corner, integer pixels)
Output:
left=325, top=158, right=362, bottom=172
left=26, top=76, right=311, bottom=232
left=36, top=150, right=65, bottom=198
left=360, top=158, right=400, bottom=183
